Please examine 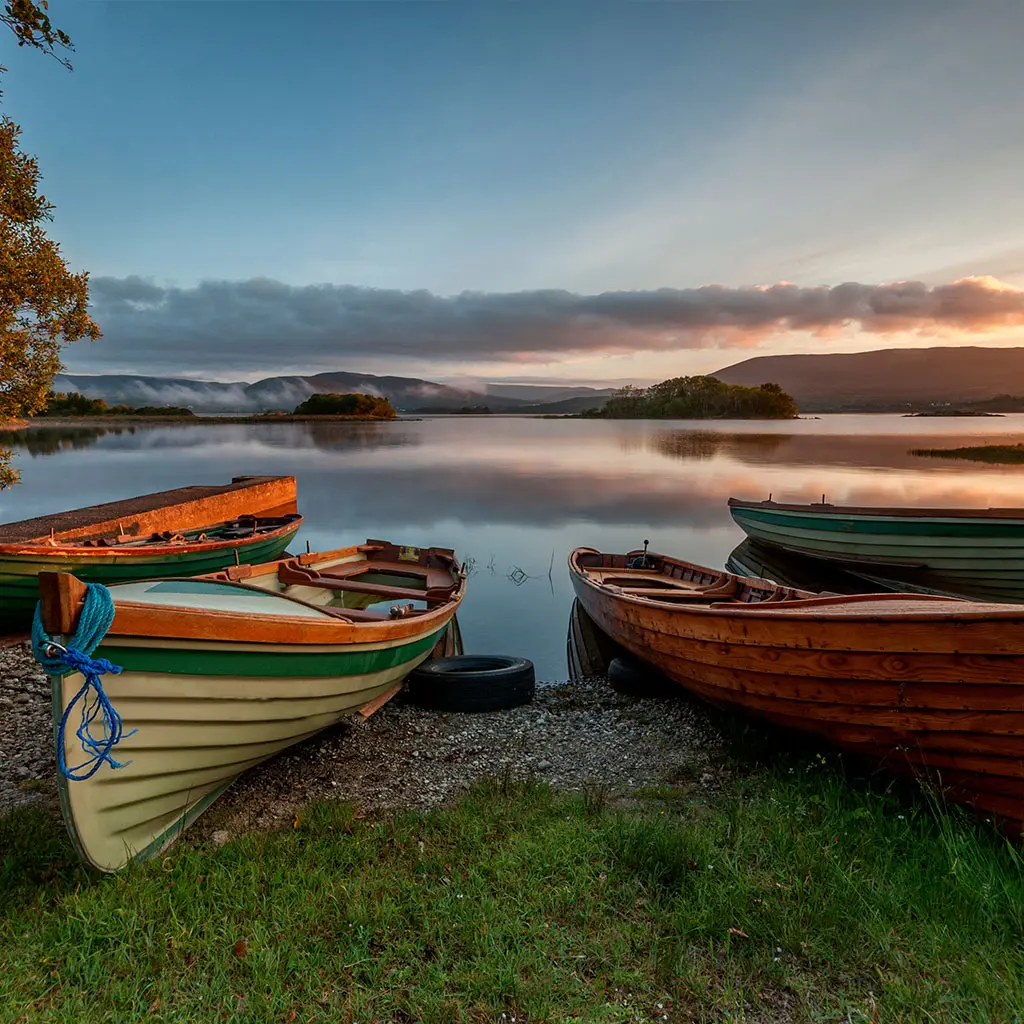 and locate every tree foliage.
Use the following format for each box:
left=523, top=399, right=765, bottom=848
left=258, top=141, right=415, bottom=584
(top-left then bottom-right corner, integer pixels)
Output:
left=598, top=376, right=798, bottom=419
left=2, top=1, right=74, bottom=68
left=0, top=2, right=98, bottom=485
left=292, top=392, right=397, bottom=418
left=1, top=123, right=101, bottom=420
left=39, top=390, right=195, bottom=417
